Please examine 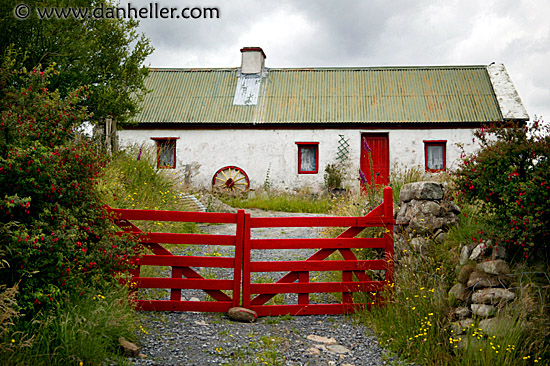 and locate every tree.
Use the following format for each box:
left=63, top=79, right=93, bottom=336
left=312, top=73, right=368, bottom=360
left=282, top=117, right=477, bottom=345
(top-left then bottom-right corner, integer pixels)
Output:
left=0, top=0, right=153, bottom=125
left=0, top=58, right=137, bottom=314
left=453, top=121, right=550, bottom=262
